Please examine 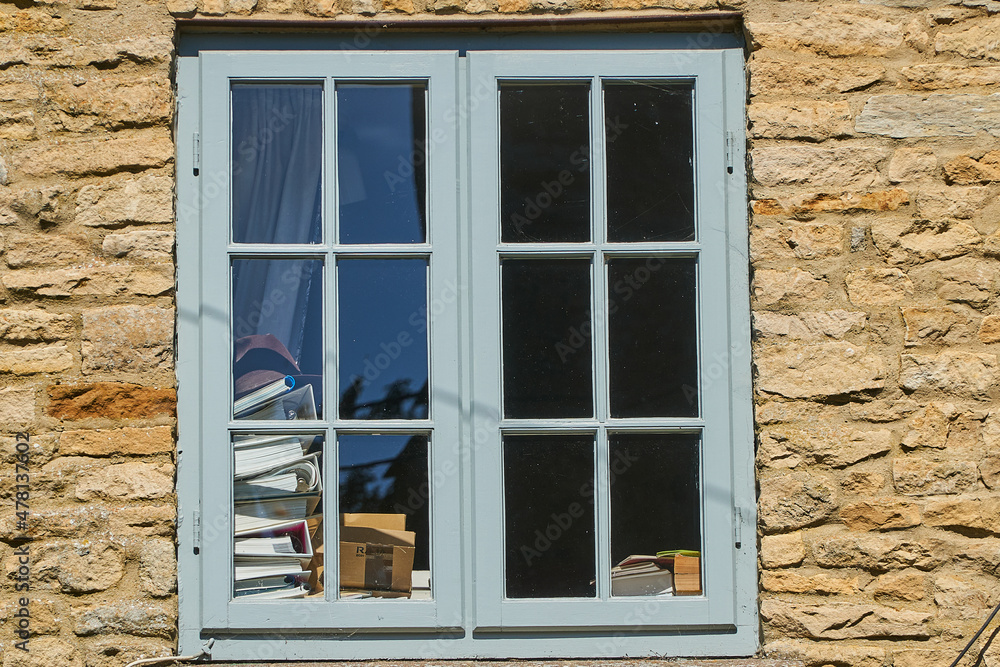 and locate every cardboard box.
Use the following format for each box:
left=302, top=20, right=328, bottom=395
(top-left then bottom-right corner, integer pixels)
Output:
left=339, top=514, right=415, bottom=593
left=673, top=554, right=702, bottom=595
